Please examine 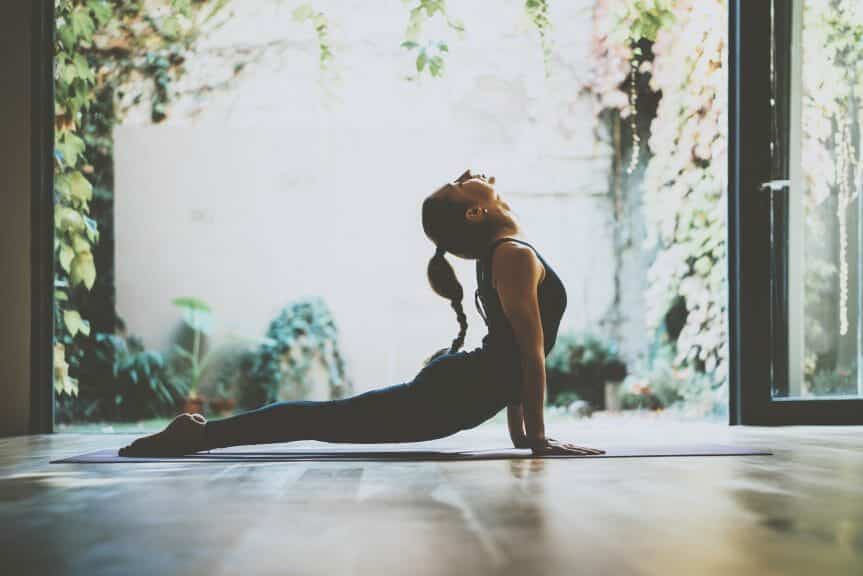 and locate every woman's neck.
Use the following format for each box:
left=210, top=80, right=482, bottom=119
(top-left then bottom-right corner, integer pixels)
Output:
left=489, top=224, right=524, bottom=244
